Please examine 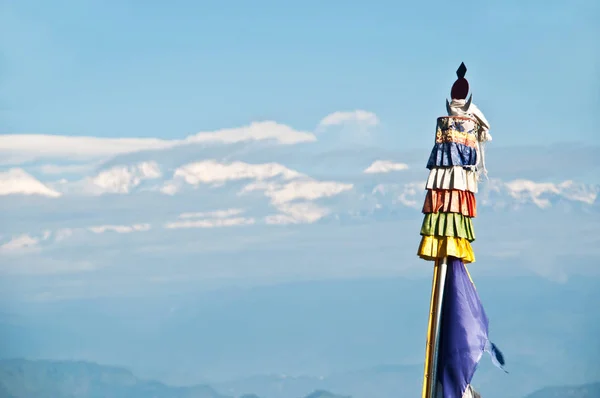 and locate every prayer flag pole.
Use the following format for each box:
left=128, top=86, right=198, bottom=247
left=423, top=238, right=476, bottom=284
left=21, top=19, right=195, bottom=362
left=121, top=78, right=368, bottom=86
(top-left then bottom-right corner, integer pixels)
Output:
left=422, top=258, right=447, bottom=398
left=418, top=63, right=505, bottom=398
